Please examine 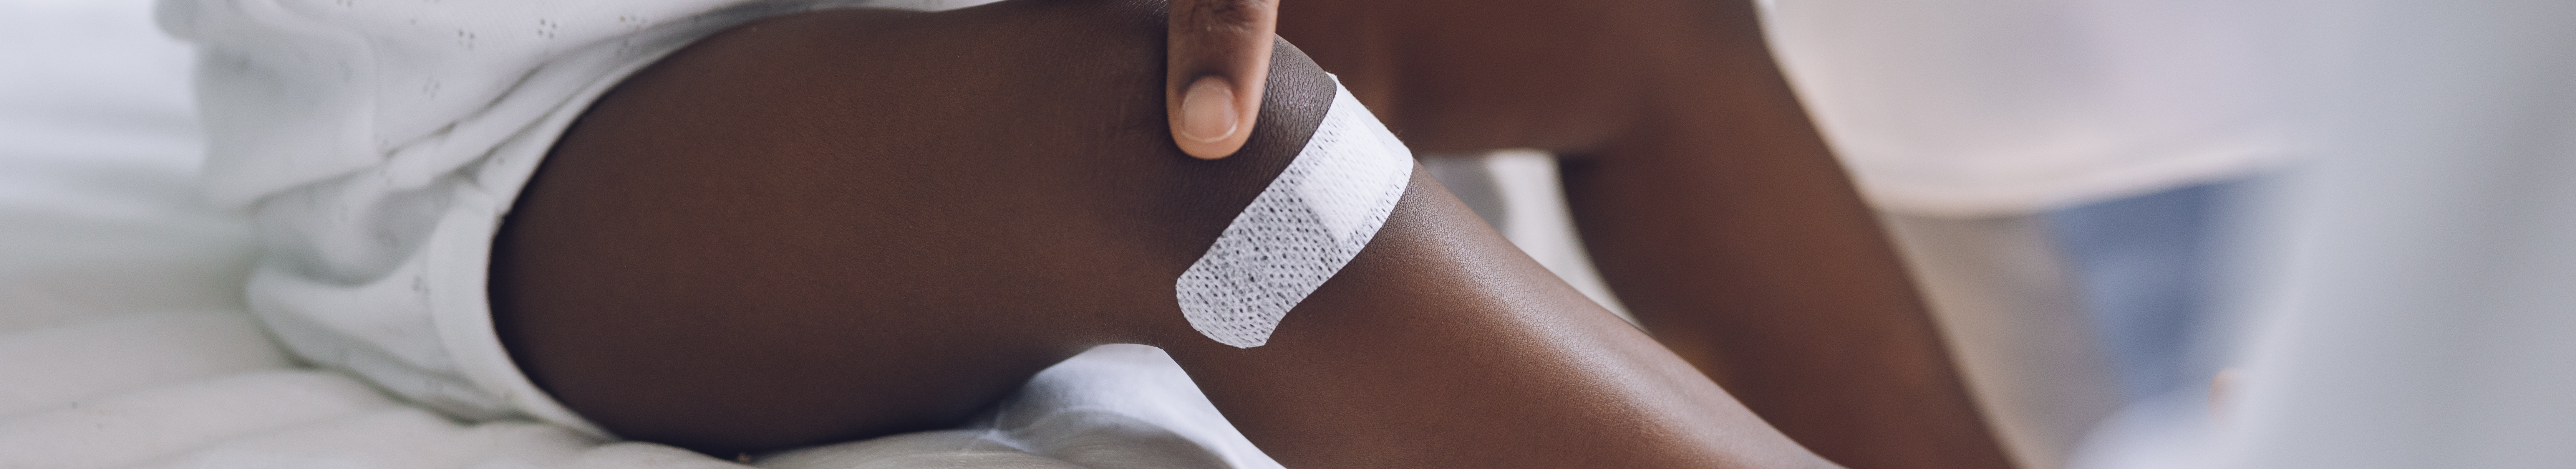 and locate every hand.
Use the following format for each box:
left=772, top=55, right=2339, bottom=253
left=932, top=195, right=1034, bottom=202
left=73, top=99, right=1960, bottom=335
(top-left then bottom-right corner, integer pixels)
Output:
left=1166, top=0, right=1277, bottom=159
